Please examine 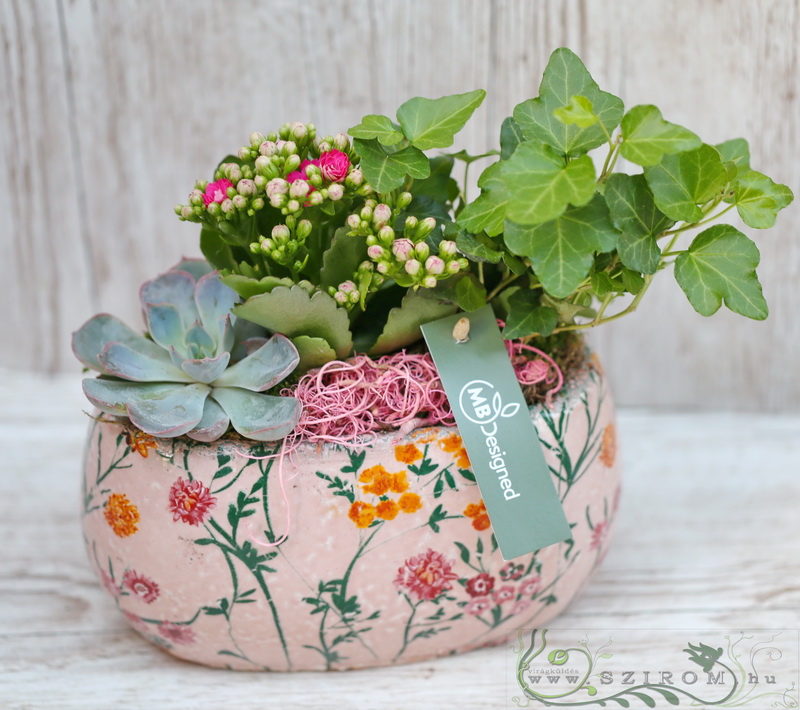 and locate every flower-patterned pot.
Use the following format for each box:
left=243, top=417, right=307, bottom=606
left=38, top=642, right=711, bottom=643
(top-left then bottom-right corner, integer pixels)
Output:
left=81, top=351, right=620, bottom=671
